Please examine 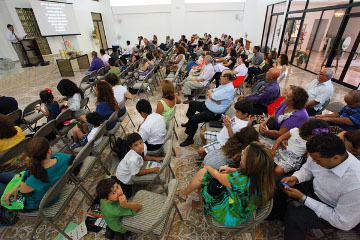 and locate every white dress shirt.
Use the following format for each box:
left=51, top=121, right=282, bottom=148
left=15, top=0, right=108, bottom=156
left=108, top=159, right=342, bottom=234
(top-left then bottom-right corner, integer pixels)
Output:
left=68, top=93, right=82, bottom=111
left=6, top=29, right=23, bottom=43
left=217, top=117, right=248, bottom=145
left=211, top=44, right=218, bottom=52
left=116, top=144, right=147, bottom=184
left=139, top=113, right=166, bottom=145
left=306, top=79, right=334, bottom=111
left=123, top=45, right=133, bottom=55
left=113, top=85, right=127, bottom=105
left=234, top=64, right=248, bottom=77
left=87, top=126, right=102, bottom=147
left=292, top=152, right=360, bottom=231
left=197, top=63, right=215, bottom=86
